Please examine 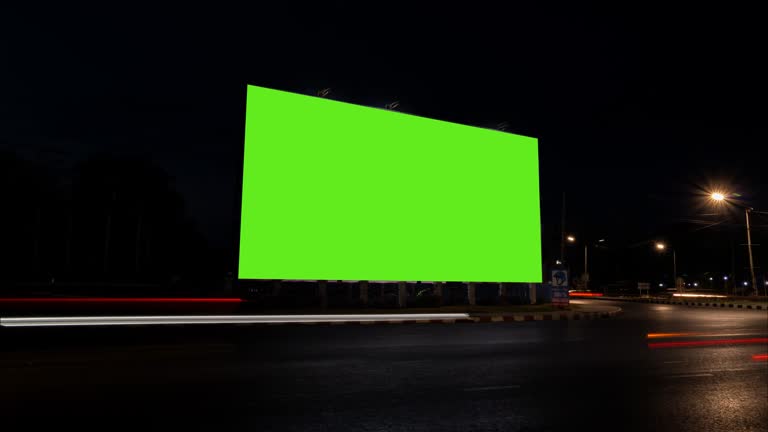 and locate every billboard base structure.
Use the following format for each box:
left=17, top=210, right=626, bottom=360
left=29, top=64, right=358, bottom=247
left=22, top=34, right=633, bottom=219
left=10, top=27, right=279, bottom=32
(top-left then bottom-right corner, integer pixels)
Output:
left=359, top=280, right=369, bottom=304
left=238, top=280, right=542, bottom=309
